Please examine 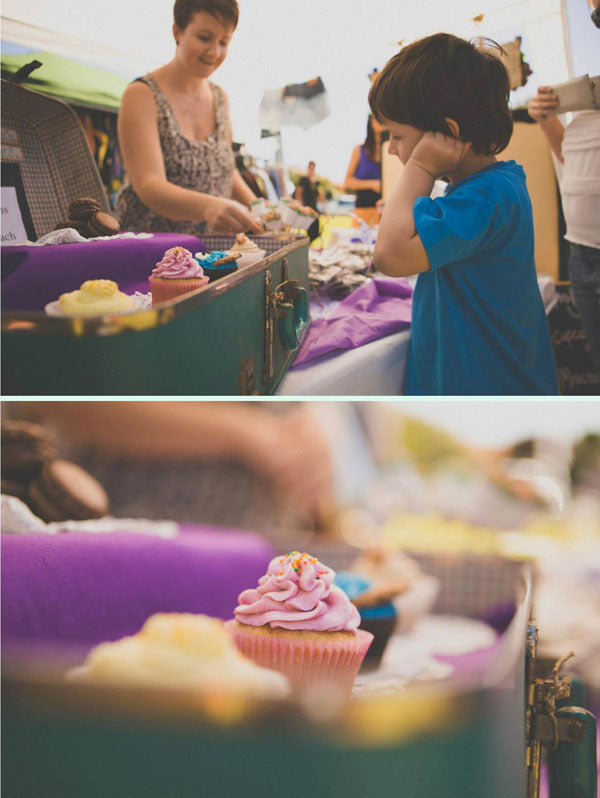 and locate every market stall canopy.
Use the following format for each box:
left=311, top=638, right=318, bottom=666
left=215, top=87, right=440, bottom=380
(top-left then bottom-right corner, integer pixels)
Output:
left=1, top=51, right=128, bottom=111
